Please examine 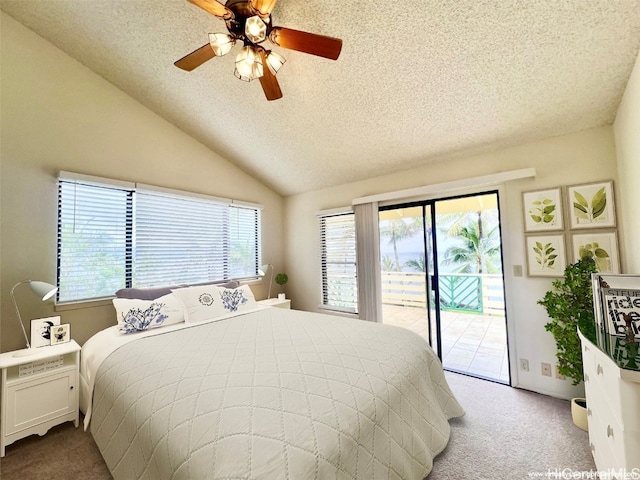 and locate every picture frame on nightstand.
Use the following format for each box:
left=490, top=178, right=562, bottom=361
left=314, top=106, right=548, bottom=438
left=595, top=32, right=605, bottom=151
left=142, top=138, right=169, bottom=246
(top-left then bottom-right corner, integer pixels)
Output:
left=50, top=324, right=70, bottom=345
left=30, top=316, right=61, bottom=348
